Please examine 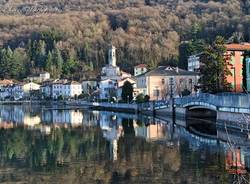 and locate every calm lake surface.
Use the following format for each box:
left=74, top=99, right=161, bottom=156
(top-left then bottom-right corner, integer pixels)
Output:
left=0, top=105, right=249, bottom=184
